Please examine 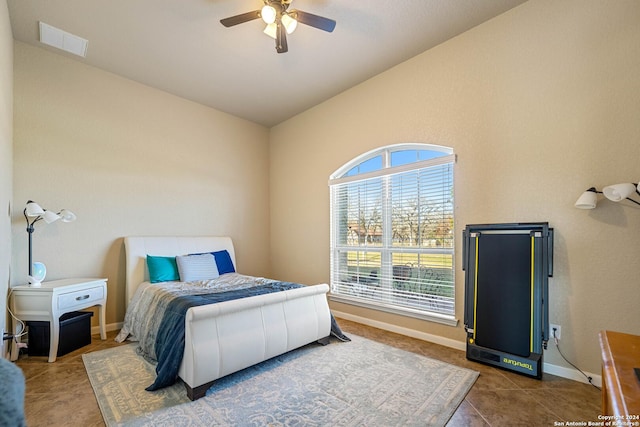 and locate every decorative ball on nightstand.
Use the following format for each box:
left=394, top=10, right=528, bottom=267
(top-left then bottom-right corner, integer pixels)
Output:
left=29, top=262, right=46, bottom=287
